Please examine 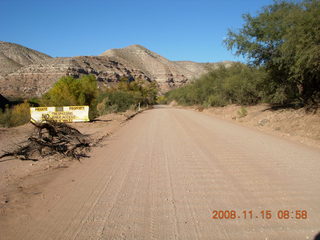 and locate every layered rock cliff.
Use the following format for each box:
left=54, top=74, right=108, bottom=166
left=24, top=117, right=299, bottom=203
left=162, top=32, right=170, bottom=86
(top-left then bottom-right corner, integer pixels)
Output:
left=0, top=41, right=233, bottom=98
